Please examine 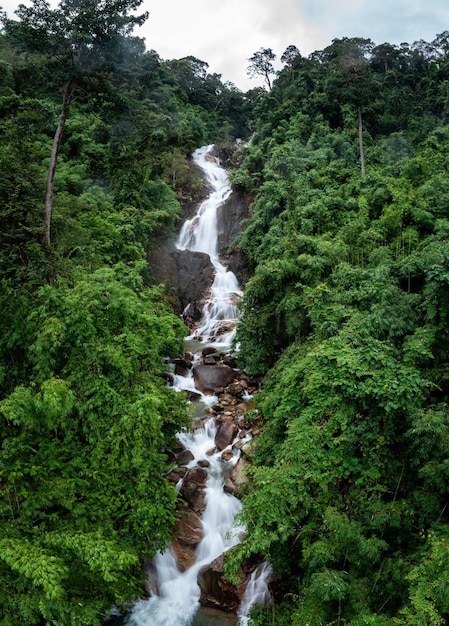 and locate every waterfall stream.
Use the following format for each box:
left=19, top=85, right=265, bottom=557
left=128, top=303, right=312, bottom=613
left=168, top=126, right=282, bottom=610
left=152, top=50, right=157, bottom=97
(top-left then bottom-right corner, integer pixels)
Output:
left=177, top=145, right=242, bottom=350
left=125, top=146, right=270, bottom=626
